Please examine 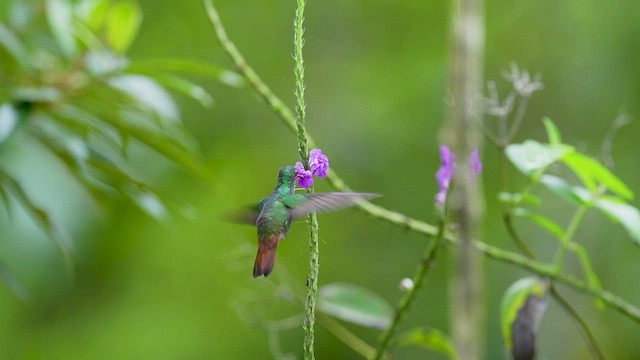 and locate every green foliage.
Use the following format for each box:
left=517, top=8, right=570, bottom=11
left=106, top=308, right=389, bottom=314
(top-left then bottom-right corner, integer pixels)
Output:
left=505, top=140, right=569, bottom=176
left=317, top=283, right=393, bottom=330
left=394, top=328, right=455, bottom=359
